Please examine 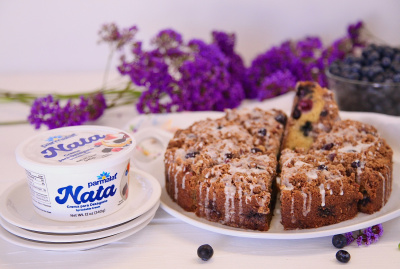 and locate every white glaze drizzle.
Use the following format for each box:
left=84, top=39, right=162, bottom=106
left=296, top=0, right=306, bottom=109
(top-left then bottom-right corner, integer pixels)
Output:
left=319, top=183, right=326, bottom=206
